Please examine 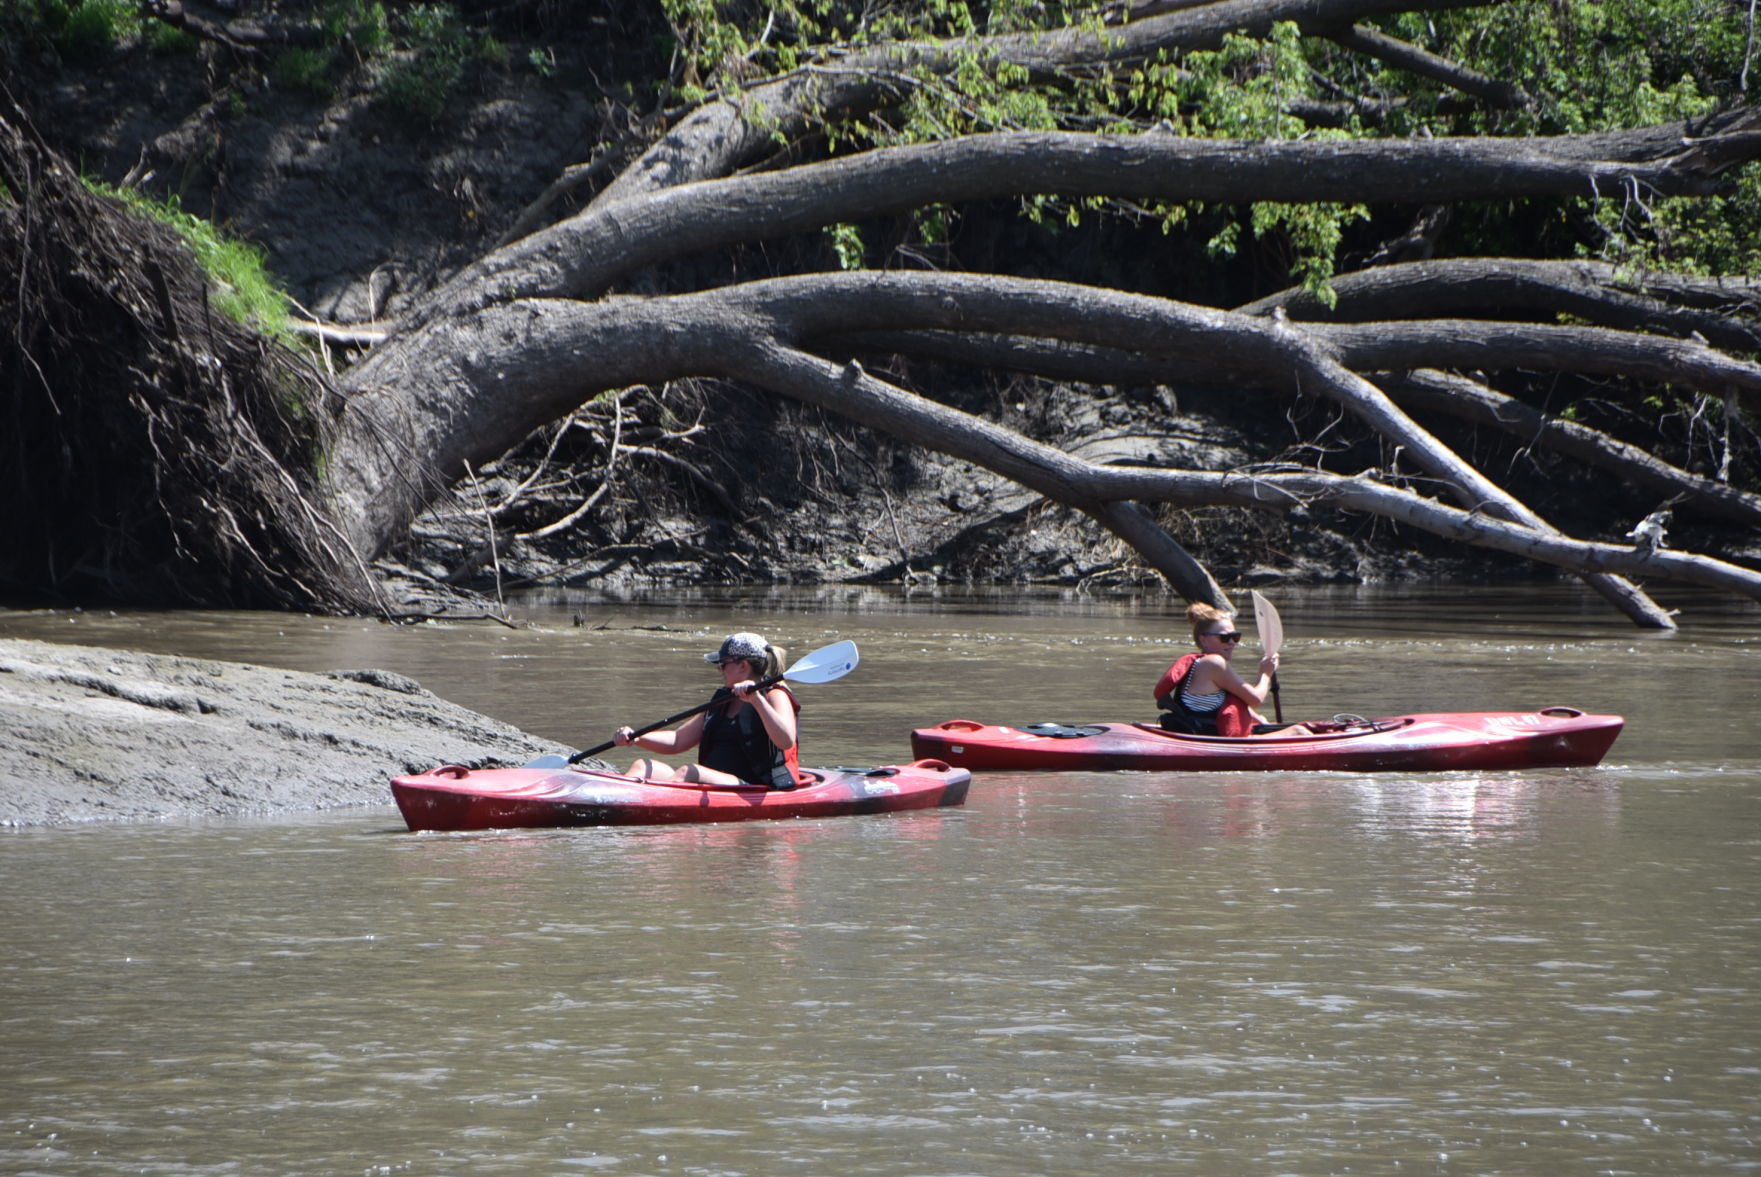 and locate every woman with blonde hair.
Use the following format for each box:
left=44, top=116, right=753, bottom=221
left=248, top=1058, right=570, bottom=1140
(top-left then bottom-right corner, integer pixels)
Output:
left=612, top=632, right=803, bottom=788
left=1153, top=602, right=1302, bottom=736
